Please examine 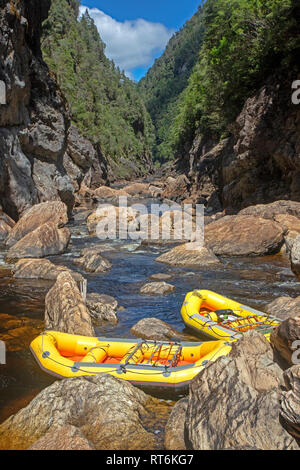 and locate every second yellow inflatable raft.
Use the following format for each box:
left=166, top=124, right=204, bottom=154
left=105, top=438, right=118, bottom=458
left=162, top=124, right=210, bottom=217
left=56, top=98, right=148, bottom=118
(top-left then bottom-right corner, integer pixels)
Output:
left=181, top=290, right=281, bottom=342
left=30, top=331, right=232, bottom=394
